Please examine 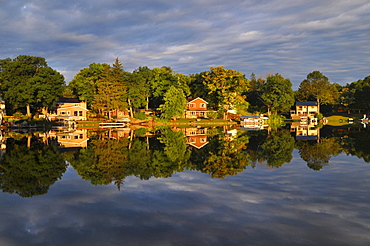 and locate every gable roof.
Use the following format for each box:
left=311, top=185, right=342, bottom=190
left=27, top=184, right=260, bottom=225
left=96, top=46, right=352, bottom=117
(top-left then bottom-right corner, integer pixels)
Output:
left=296, top=101, right=317, bottom=106
left=187, top=97, right=208, bottom=104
